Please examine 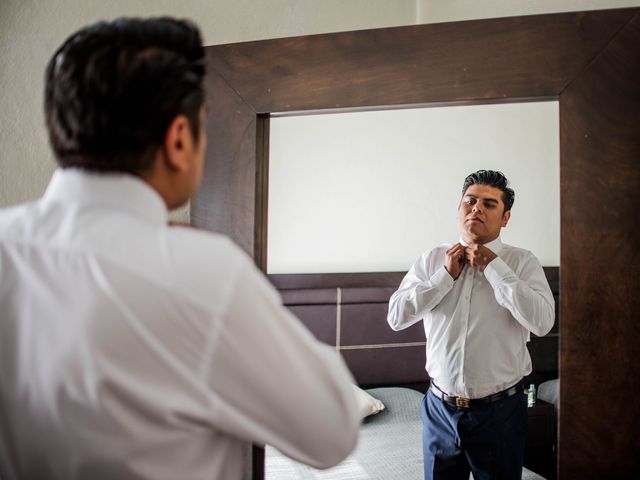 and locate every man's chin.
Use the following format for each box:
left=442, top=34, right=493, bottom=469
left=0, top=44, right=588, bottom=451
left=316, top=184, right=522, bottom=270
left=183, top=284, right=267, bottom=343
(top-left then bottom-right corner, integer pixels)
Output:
left=460, top=229, right=484, bottom=244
